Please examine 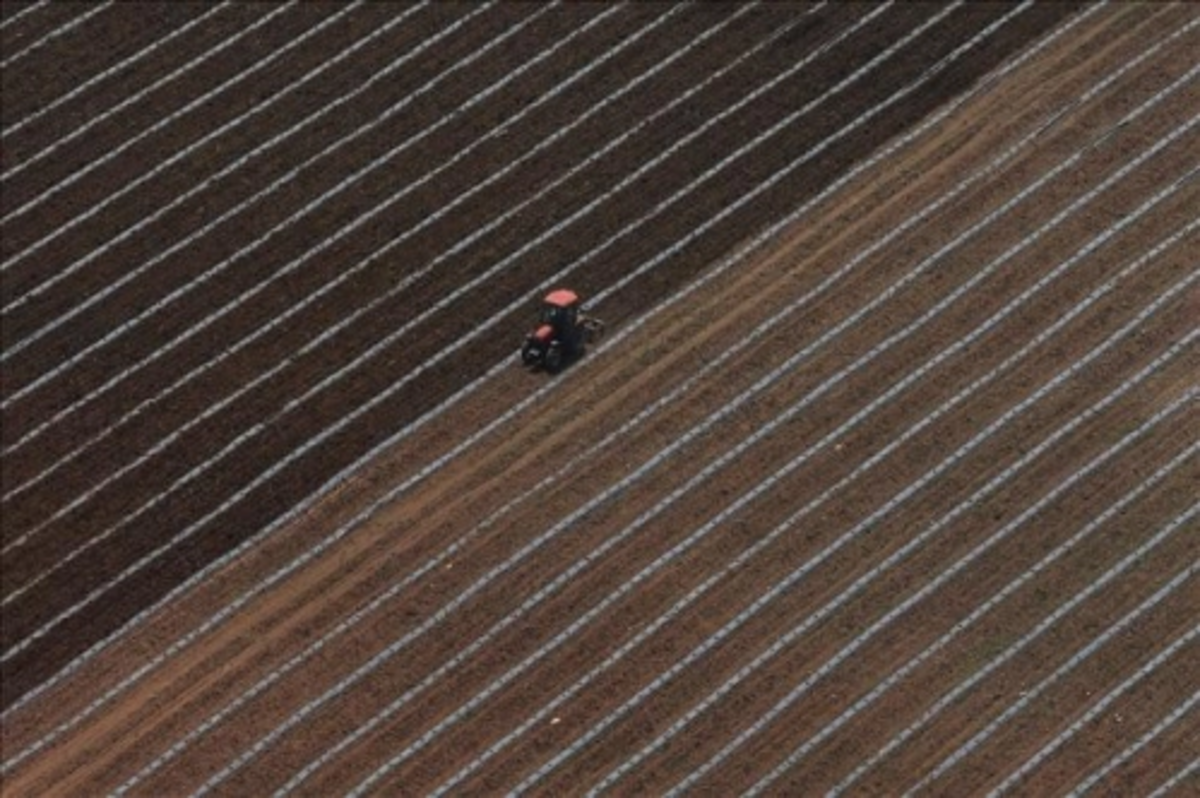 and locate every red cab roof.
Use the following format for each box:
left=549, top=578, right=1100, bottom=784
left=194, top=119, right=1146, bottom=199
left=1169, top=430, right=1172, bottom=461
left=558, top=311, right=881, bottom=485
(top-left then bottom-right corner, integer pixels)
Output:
left=544, top=288, right=579, bottom=308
